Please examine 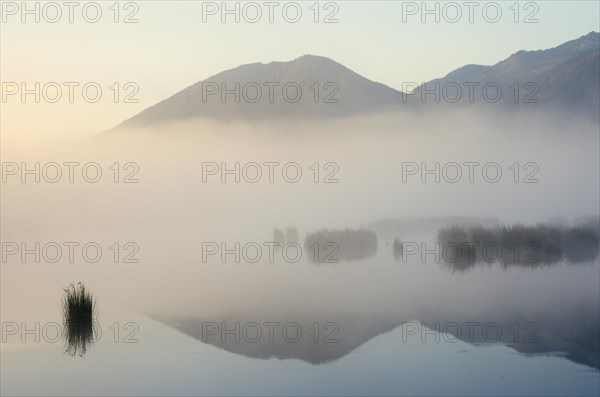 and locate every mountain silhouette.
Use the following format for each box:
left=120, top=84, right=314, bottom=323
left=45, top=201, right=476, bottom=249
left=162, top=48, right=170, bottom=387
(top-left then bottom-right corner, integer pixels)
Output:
left=113, top=32, right=599, bottom=129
